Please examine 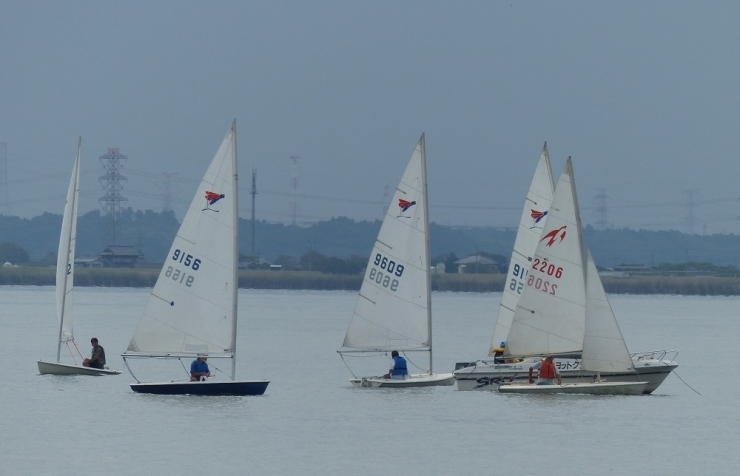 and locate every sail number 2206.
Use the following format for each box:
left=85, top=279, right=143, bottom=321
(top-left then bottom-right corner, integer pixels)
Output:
left=165, top=249, right=201, bottom=287
left=368, top=253, right=404, bottom=292
left=527, top=258, right=563, bottom=295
